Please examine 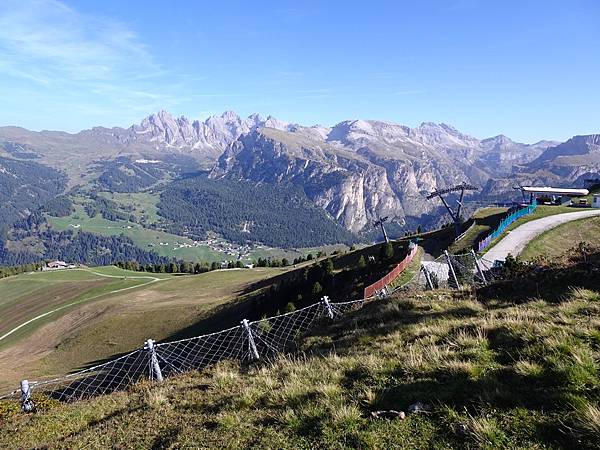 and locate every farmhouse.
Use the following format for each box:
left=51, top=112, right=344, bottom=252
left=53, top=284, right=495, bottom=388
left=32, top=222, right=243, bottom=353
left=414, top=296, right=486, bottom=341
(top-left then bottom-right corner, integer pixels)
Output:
left=43, top=260, right=76, bottom=270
